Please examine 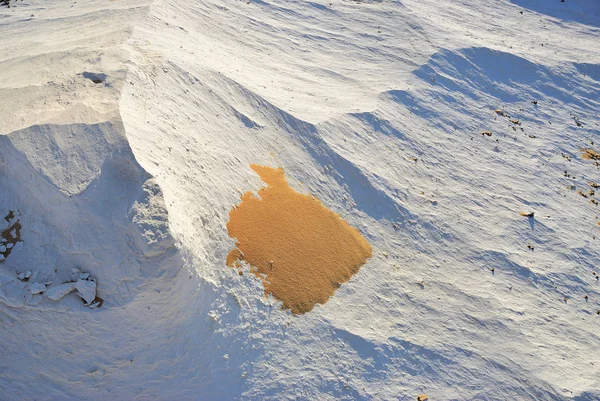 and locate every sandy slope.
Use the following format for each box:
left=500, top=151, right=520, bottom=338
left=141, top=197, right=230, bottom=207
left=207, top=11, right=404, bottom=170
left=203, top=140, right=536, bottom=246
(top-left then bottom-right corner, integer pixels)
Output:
left=1, top=0, right=600, bottom=400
